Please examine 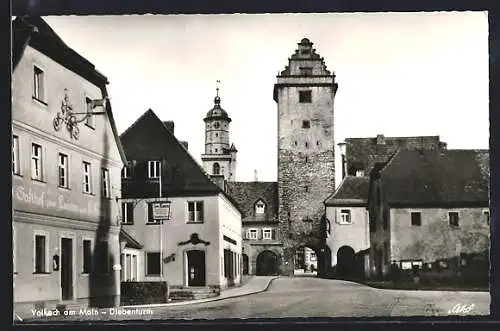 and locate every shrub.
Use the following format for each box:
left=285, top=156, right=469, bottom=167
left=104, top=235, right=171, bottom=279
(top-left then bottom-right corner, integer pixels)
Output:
left=121, top=282, right=169, bottom=306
